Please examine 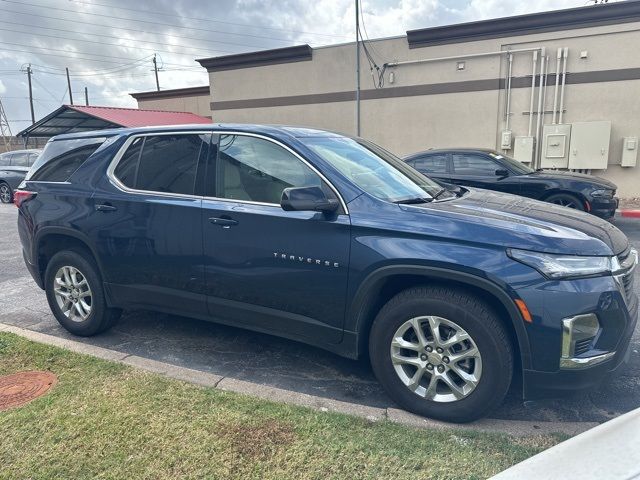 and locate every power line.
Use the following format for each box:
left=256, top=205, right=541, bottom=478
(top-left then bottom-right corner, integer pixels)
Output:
left=0, top=19, right=236, bottom=56
left=0, top=25, right=220, bottom=60
left=67, top=0, right=351, bottom=40
left=3, top=0, right=335, bottom=44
